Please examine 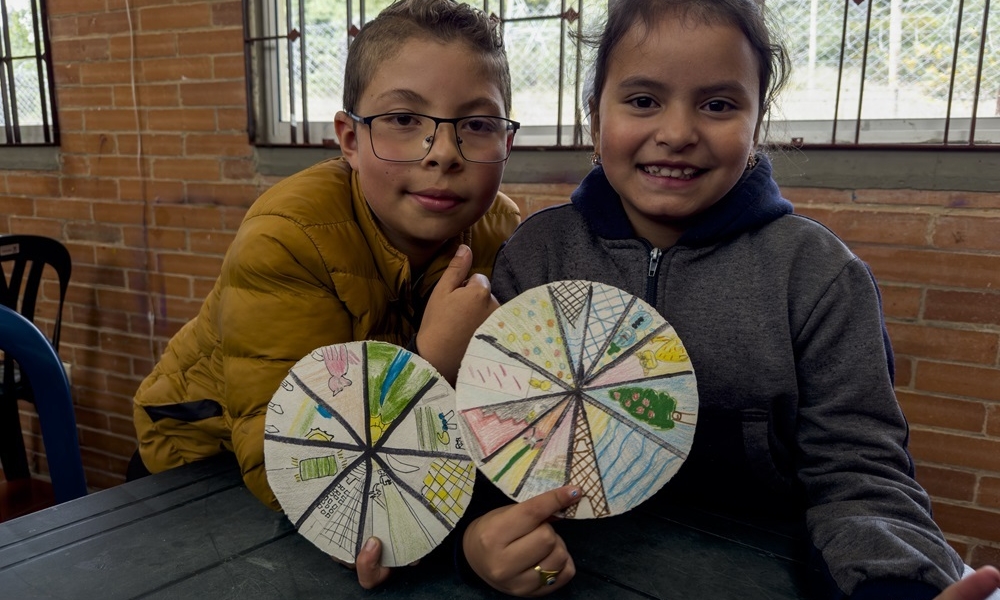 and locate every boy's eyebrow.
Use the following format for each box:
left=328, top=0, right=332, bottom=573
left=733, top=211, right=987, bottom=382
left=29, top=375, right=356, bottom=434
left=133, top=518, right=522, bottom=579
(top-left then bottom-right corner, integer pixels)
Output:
left=371, top=89, right=503, bottom=115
